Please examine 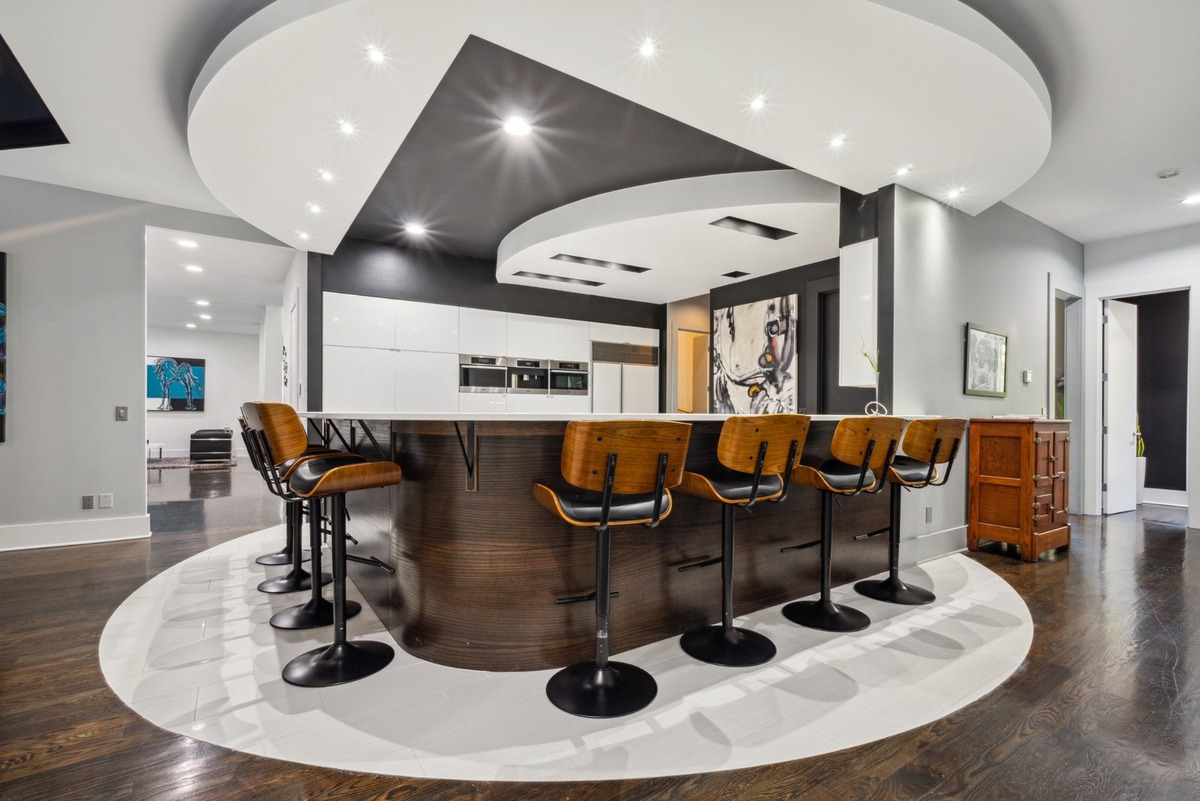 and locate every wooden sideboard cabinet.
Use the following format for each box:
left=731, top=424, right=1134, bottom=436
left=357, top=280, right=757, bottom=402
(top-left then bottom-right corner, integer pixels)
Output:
left=968, top=418, right=1070, bottom=562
